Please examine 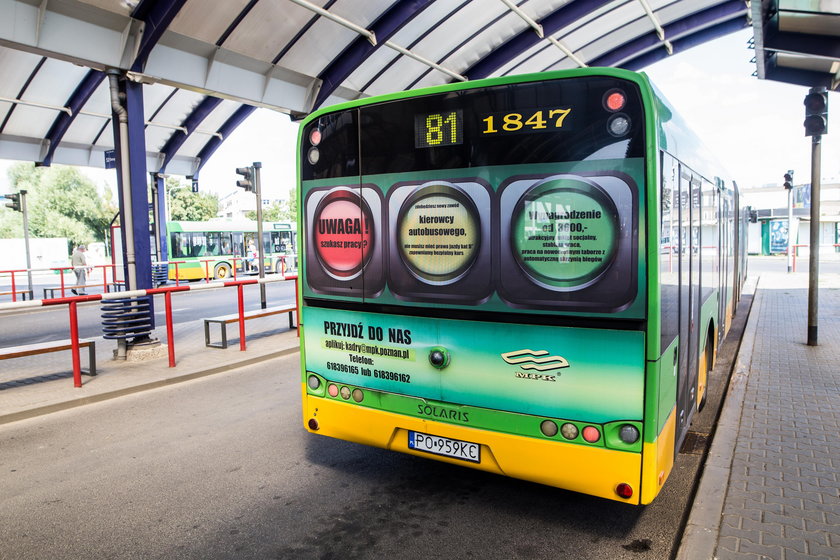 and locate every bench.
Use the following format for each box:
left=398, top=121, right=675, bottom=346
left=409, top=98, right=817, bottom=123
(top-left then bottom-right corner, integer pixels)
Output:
left=106, top=281, right=126, bottom=293
left=0, top=338, right=97, bottom=377
left=0, top=289, right=33, bottom=301
left=43, top=285, right=90, bottom=299
left=204, top=305, right=296, bottom=349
